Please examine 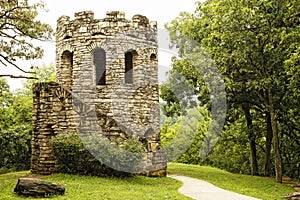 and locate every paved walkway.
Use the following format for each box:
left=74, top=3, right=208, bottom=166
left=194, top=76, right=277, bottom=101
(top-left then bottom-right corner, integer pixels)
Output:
left=168, top=175, right=261, bottom=200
